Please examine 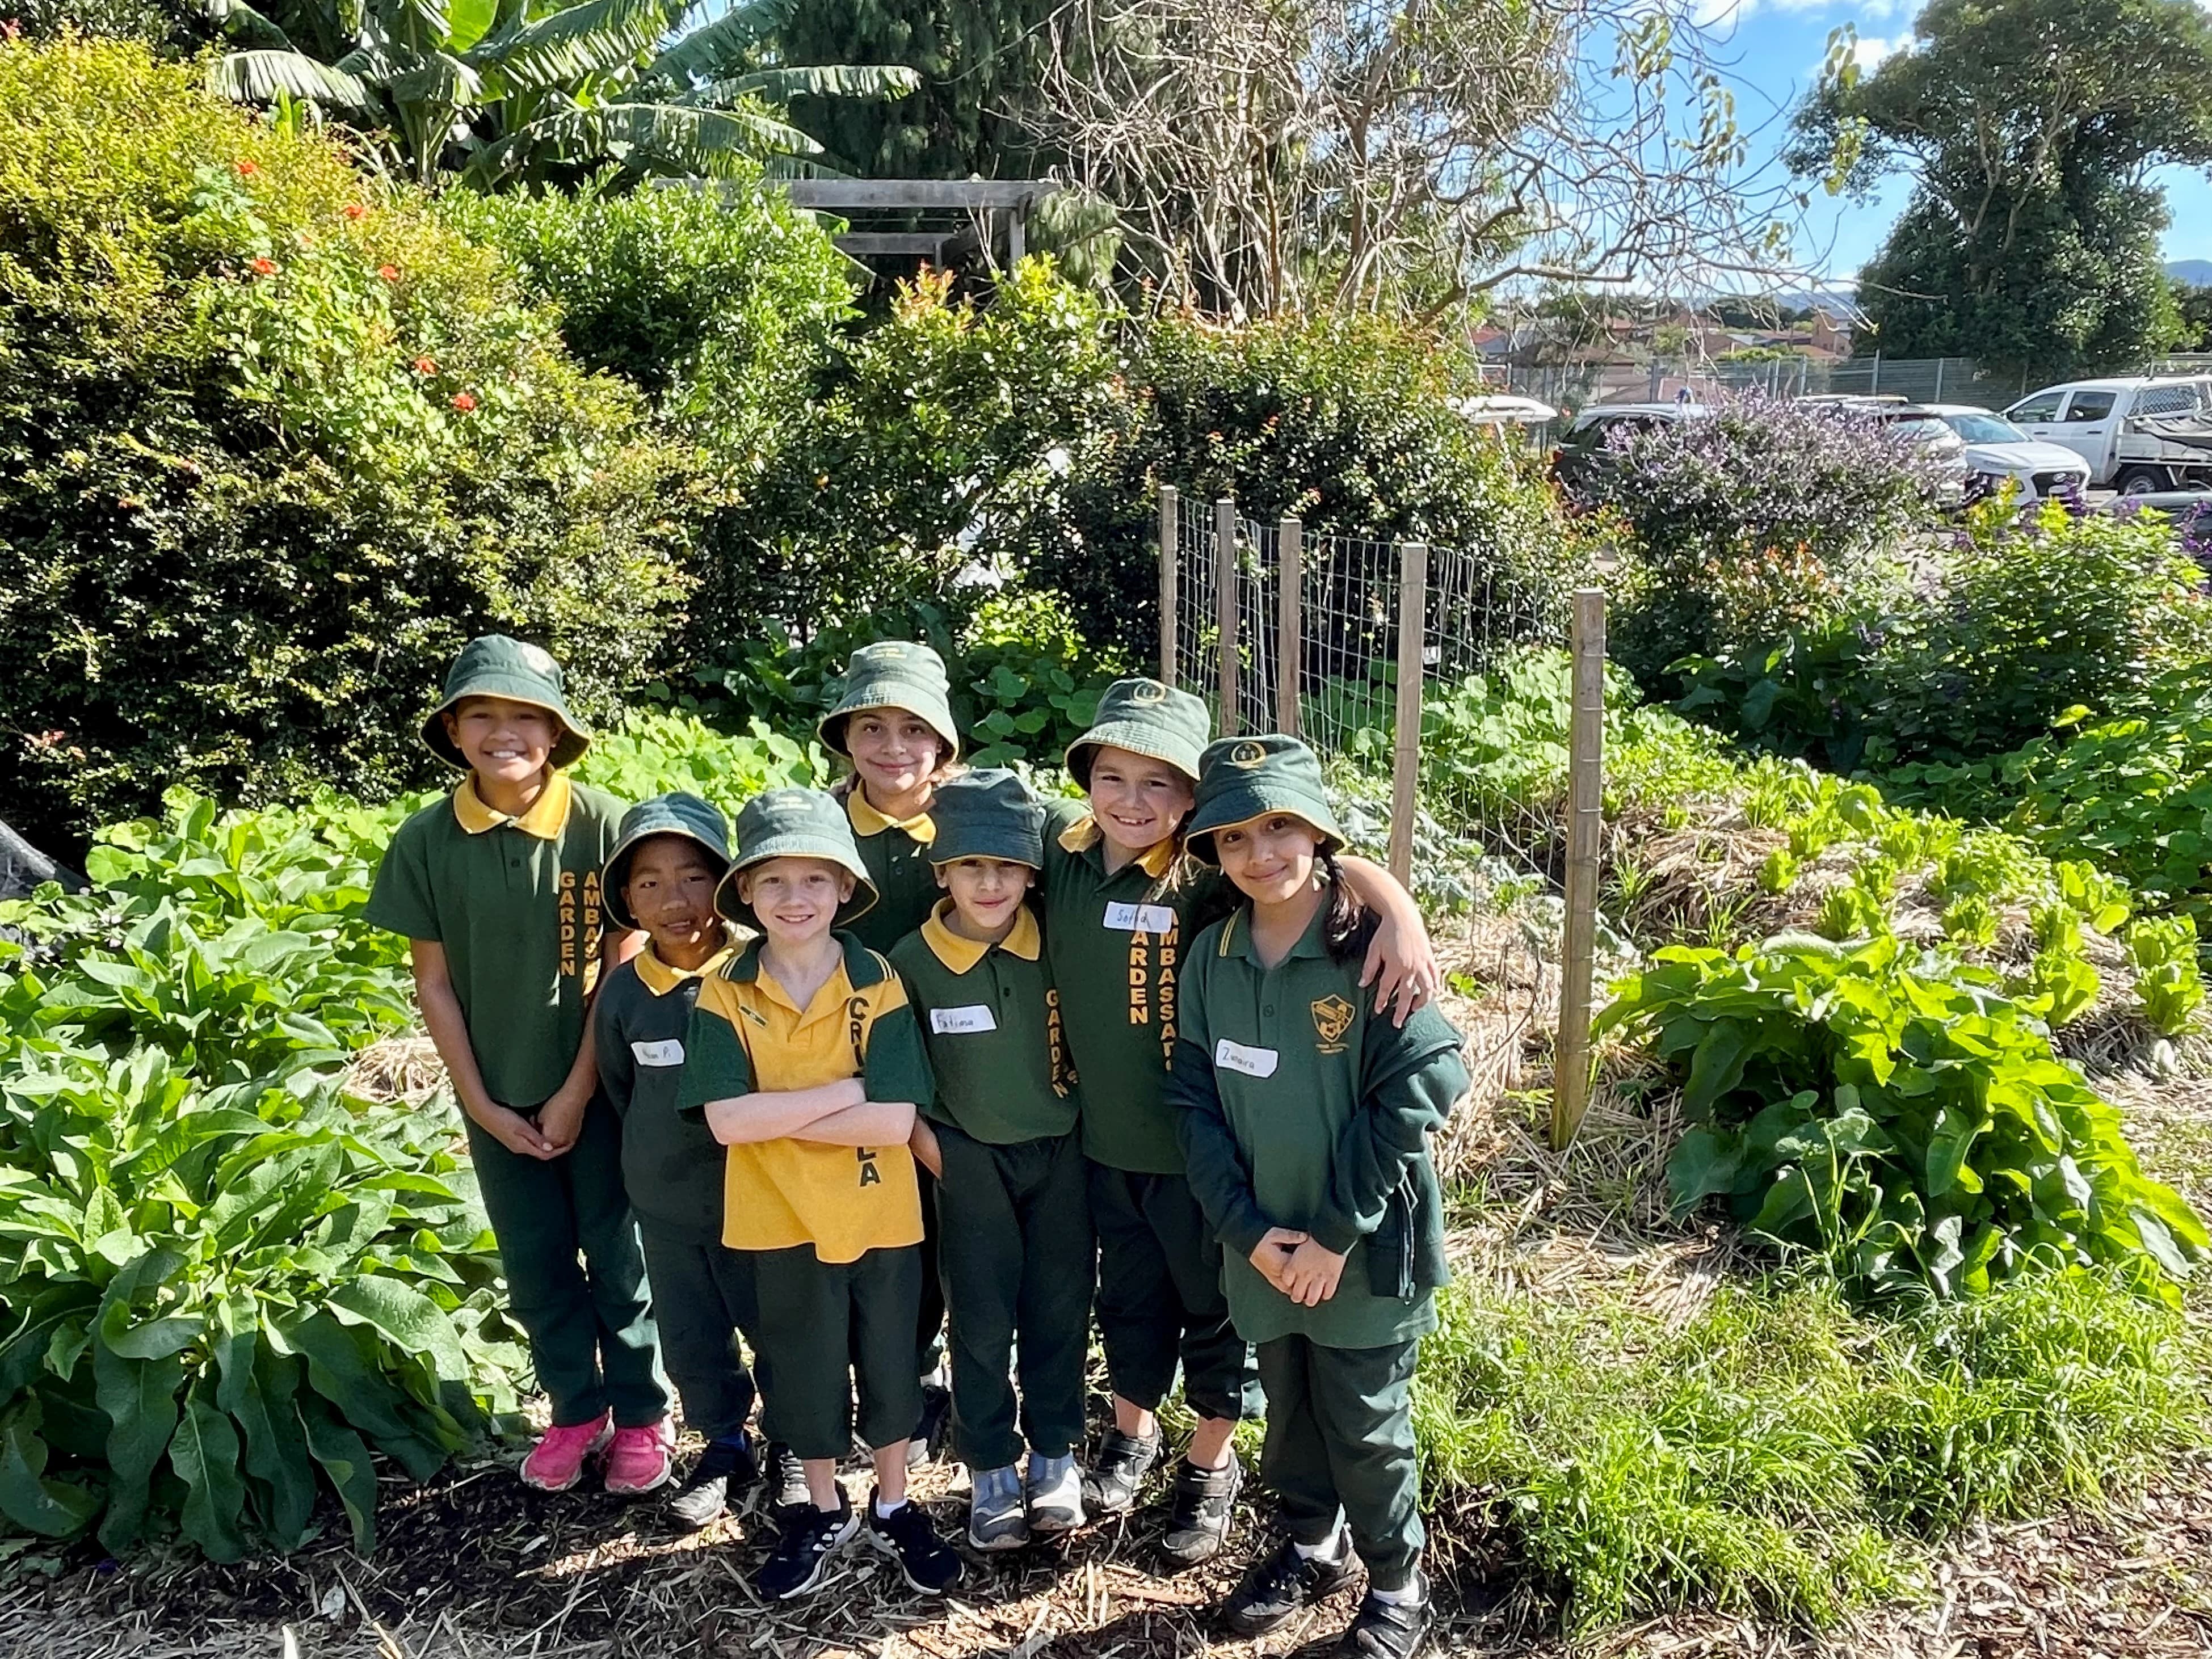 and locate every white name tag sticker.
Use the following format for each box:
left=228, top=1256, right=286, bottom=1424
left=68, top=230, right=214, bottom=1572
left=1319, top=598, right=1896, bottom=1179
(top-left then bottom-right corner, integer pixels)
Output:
left=1104, top=901, right=1178, bottom=934
left=632, top=1039, right=685, bottom=1068
left=1215, top=1039, right=1279, bottom=1079
left=931, top=1005, right=999, bottom=1035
